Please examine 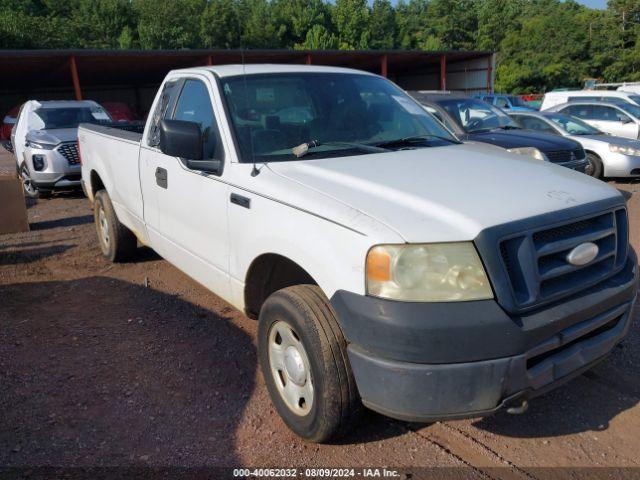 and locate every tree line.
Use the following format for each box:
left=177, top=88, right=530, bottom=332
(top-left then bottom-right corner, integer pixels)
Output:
left=1, top=0, right=640, bottom=93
